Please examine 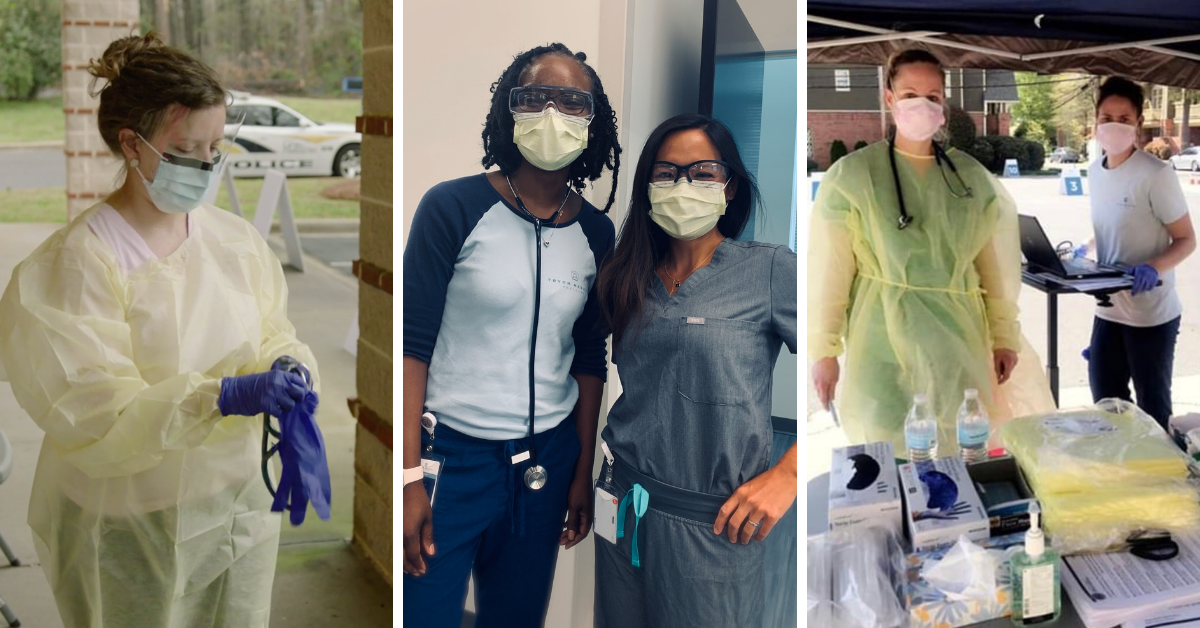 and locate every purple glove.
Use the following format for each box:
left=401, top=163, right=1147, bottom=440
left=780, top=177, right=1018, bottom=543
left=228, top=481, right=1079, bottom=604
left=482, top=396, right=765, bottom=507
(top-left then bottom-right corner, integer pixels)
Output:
left=1082, top=347, right=1091, bottom=361
left=1131, top=264, right=1160, bottom=296
left=219, top=370, right=308, bottom=419
left=271, top=391, right=331, bottom=525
